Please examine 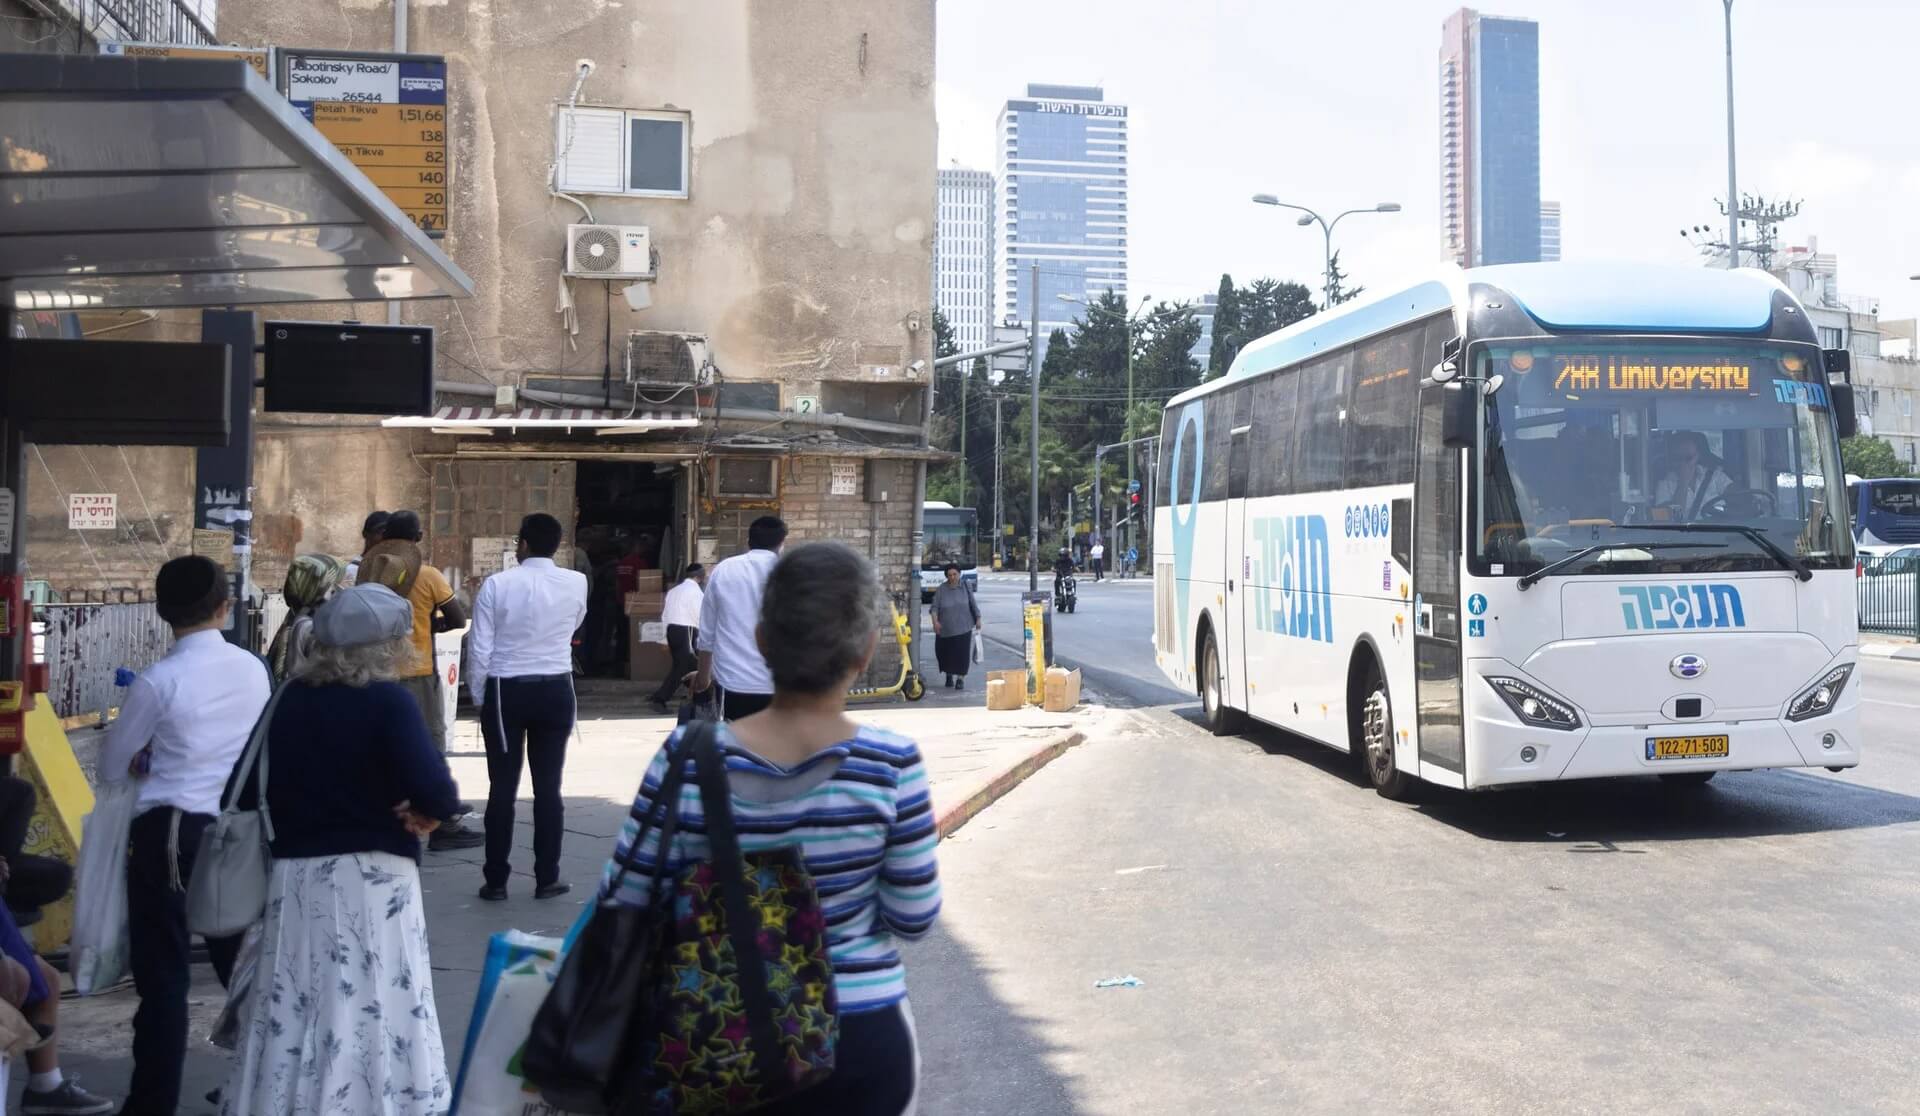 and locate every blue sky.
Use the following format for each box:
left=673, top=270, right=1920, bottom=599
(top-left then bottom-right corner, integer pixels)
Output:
left=937, top=0, right=1920, bottom=328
